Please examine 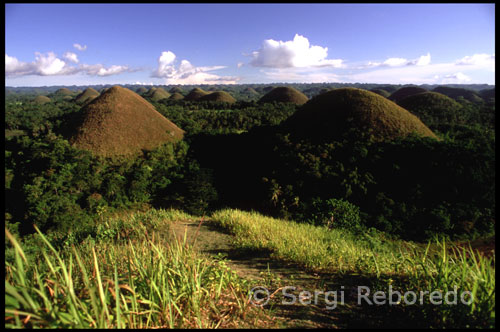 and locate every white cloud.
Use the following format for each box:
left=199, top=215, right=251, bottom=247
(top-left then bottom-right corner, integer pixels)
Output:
left=384, top=57, right=408, bottom=67
left=440, top=72, right=472, bottom=84
left=5, top=52, right=133, bottom=78
left=63, top=51, right=79, bottom=63
left=73, top=43, right=87, bottom=51
left=237, top=62, right=244, bottom=68
left=455, top=53, right=495, bottom=68
left=152, top=50, right=239, bottom=84
left=134, top=81, right=154, bottom=85
left=409, top=52, right=431, bottom=66
left=360, top=53, right=431, bottom=69
left=79, top=63, right=133, bottom=76
left=250, top=34, right=344, bottom=69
